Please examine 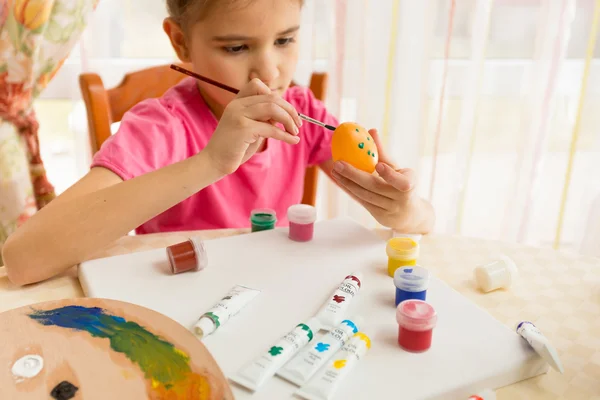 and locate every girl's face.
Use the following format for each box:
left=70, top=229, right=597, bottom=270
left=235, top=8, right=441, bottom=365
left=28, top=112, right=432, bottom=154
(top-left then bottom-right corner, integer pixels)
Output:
left=164, top=0, right=302, bottom=116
